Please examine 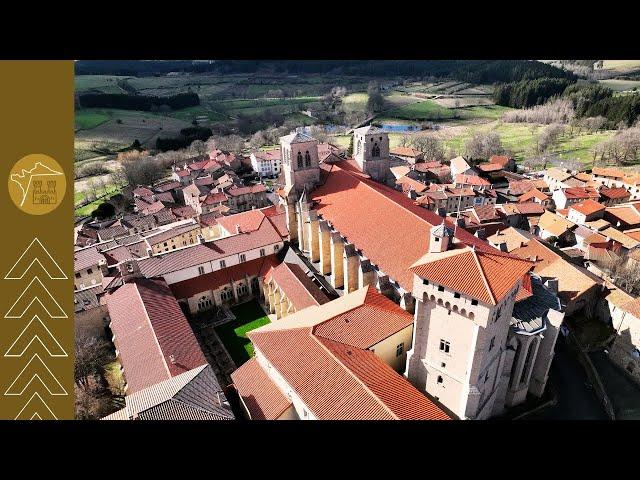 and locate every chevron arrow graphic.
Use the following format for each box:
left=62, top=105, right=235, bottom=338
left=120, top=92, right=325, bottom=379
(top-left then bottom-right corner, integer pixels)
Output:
left=4, top=237, right=67, bottom=280
left=14, top=391, right=58, bottom=420
left=4, top=353, right=68, bottom=396
left=5, top=276, right=67, bottom=318
left=5, top=315, right=67, bottom=357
